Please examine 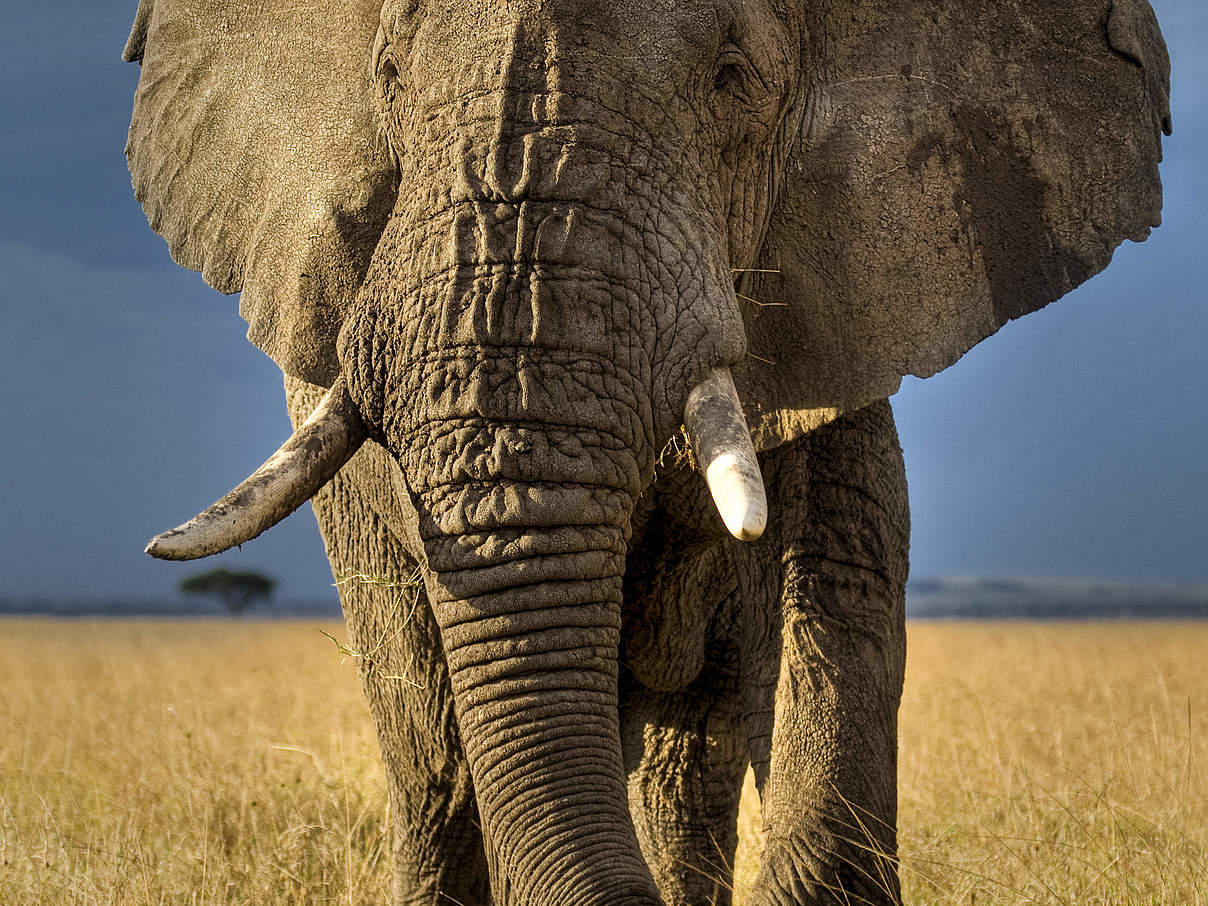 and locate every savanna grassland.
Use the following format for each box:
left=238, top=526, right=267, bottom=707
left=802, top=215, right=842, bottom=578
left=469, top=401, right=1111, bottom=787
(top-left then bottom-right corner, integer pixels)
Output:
left=1, top=619, right=1205, bottom=905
